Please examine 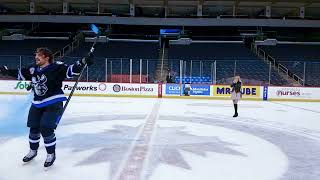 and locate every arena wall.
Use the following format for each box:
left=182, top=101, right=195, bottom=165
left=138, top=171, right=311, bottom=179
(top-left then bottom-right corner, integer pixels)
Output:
left=0, top=80, right=319, bottom=102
